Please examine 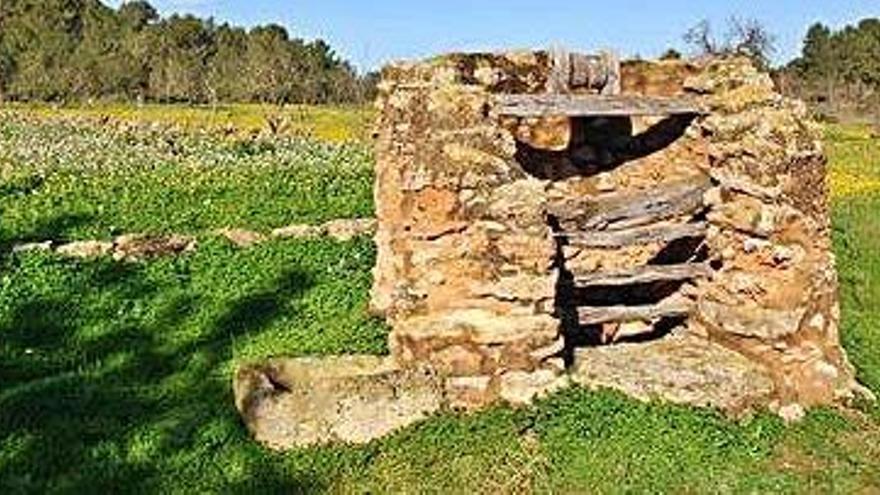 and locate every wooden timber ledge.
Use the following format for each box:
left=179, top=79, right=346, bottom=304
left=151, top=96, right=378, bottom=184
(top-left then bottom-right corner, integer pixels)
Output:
left=495, top=93, right=708, bottom=117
